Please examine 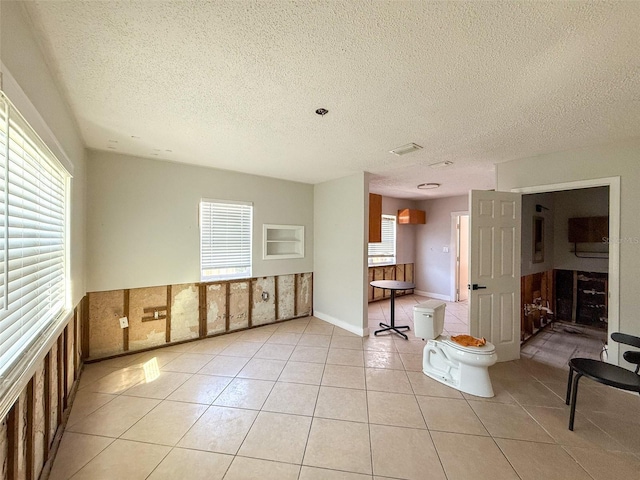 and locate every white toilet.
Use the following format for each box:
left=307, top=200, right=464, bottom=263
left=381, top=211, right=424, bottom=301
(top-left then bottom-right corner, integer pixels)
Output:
left=413, top=300, right=497, bottom=398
